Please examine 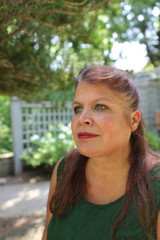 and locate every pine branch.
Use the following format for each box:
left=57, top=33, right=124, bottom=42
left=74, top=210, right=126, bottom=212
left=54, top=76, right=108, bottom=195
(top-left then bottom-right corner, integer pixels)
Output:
left=0, top=23, right=26, bottom=45
left=64, top=0, right=88, bottom=7
left=24, top=29, right=46, bottom=47
left=21, top=15, right=87, bottom=42
left=21, top=16, right=58, bottom=29
left=1, top=74, right=41, bottom=85
left=16, top=40, right=48, bottom=80
left=64, top=0, right=88, bottom=9
left=89, top=0, right=109, bottom=11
